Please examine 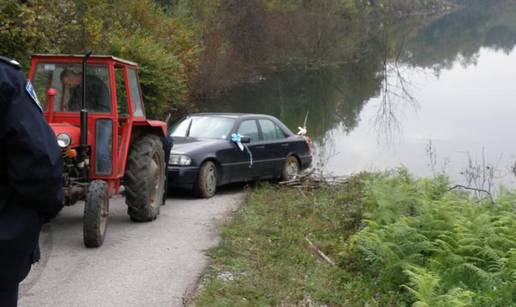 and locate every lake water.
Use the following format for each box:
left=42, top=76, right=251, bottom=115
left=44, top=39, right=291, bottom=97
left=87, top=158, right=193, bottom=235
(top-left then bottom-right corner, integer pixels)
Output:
left=319, top=47, right=516, bottom=187
left=200, top=4, right=516, bottom=189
